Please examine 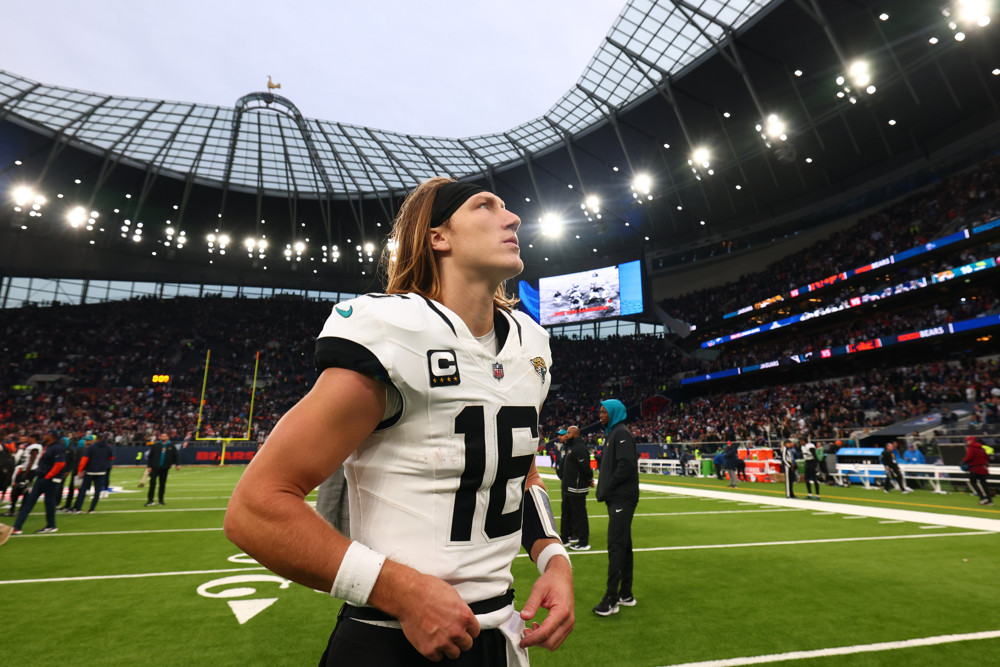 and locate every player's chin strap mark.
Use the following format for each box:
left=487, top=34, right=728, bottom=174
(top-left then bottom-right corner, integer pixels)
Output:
left=522, top=485, right=570, bottom=573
